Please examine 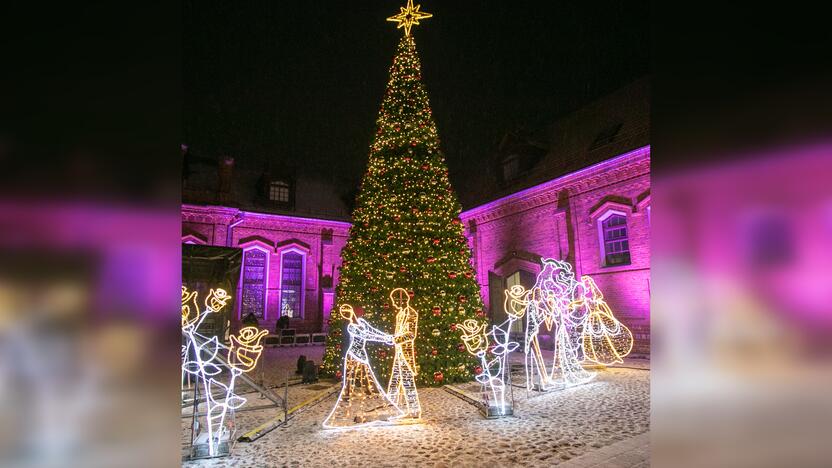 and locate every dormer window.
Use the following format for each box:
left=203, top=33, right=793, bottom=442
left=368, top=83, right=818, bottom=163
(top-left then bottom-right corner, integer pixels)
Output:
left=269, top=180, right=290, bottom=203
left=590, top=123, right=623, bottom=150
